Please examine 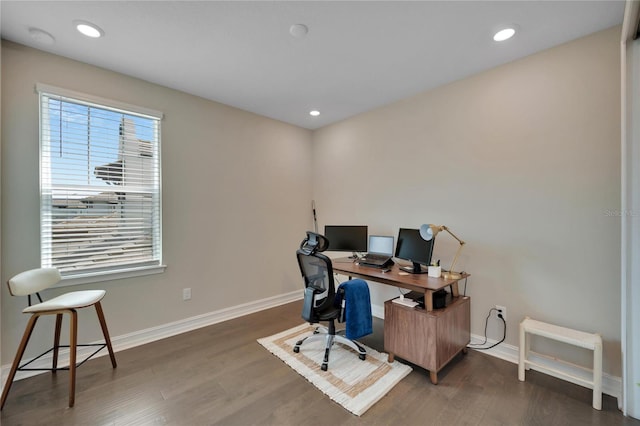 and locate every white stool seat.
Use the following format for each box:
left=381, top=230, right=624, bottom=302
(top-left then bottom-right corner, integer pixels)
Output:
left=23, top=290, right=106, bottom=313
left=520, top=318, right=602, bottom=349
